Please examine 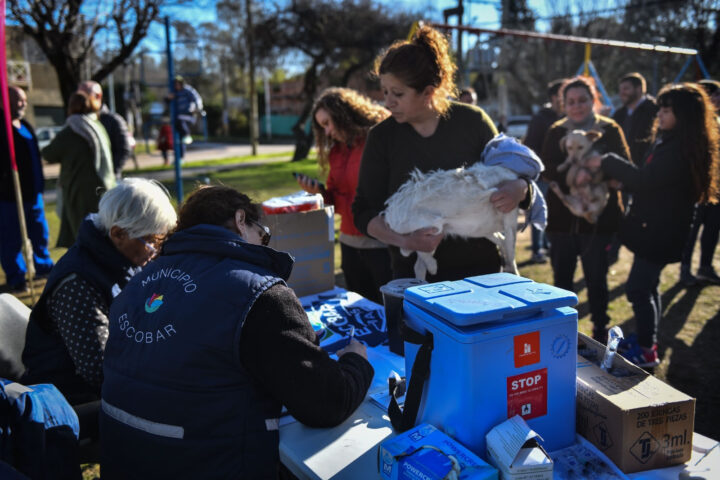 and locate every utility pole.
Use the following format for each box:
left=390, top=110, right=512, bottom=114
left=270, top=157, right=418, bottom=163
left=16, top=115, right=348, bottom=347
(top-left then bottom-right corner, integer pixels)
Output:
left=443, top=0, right=464, bottom=79
left=246, top=0, right=258, bottom=155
